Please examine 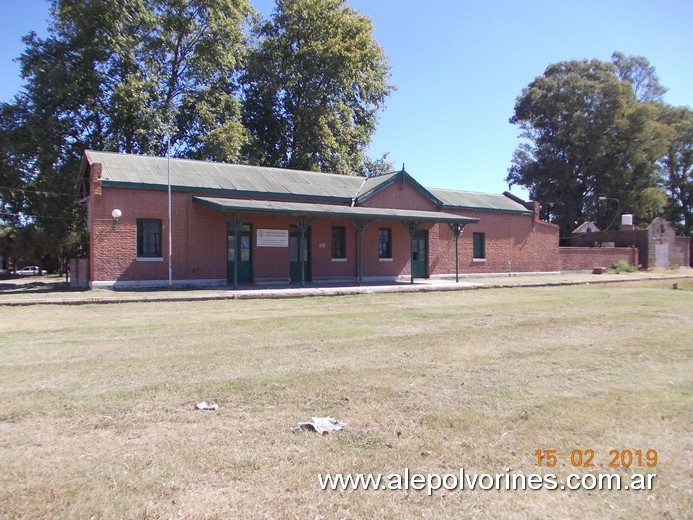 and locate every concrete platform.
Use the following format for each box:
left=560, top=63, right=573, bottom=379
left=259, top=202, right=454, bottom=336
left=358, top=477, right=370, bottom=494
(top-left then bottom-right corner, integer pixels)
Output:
left=1, top=270, right=691, bottom=306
